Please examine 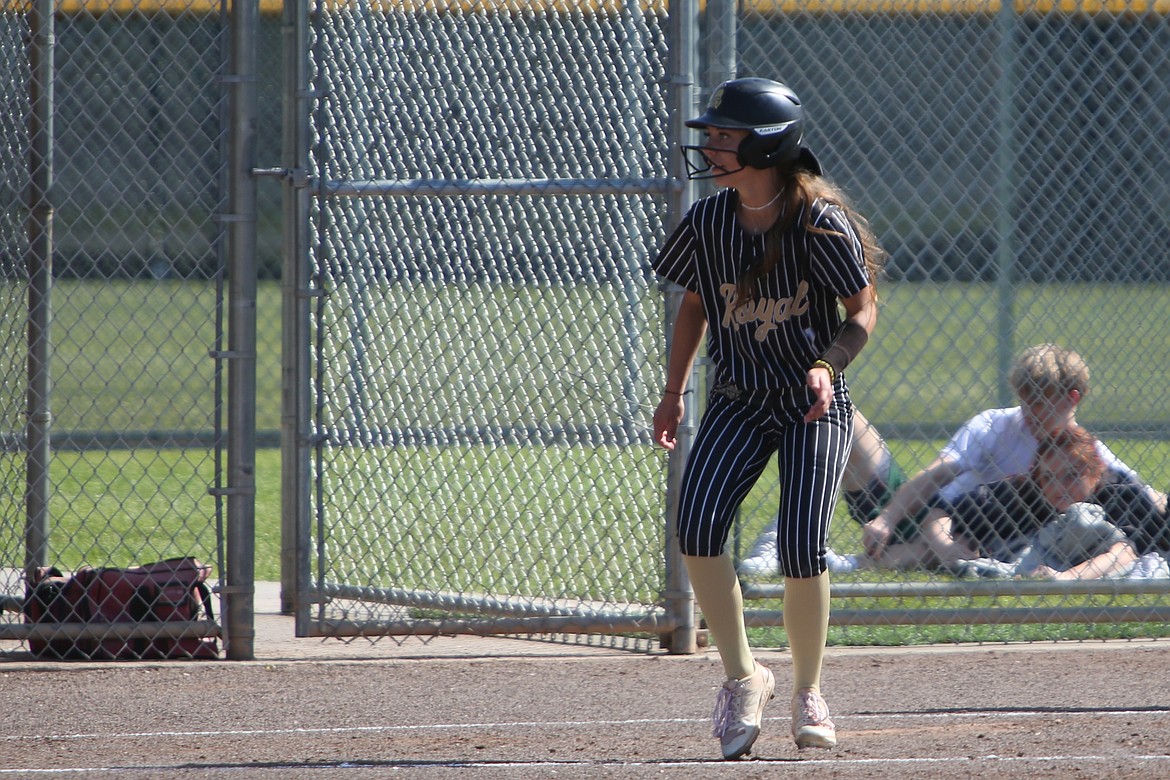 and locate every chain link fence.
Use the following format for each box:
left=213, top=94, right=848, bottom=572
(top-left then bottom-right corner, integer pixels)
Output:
left=0, top=2, right=32, bottom=618
left=294, top=0, right=1170, bottom=648
left=0, top=0, right=231, bottom=658
left=2, top=0, right=1168, bottom=659
left=726, top=0, right=1170, bottom=644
